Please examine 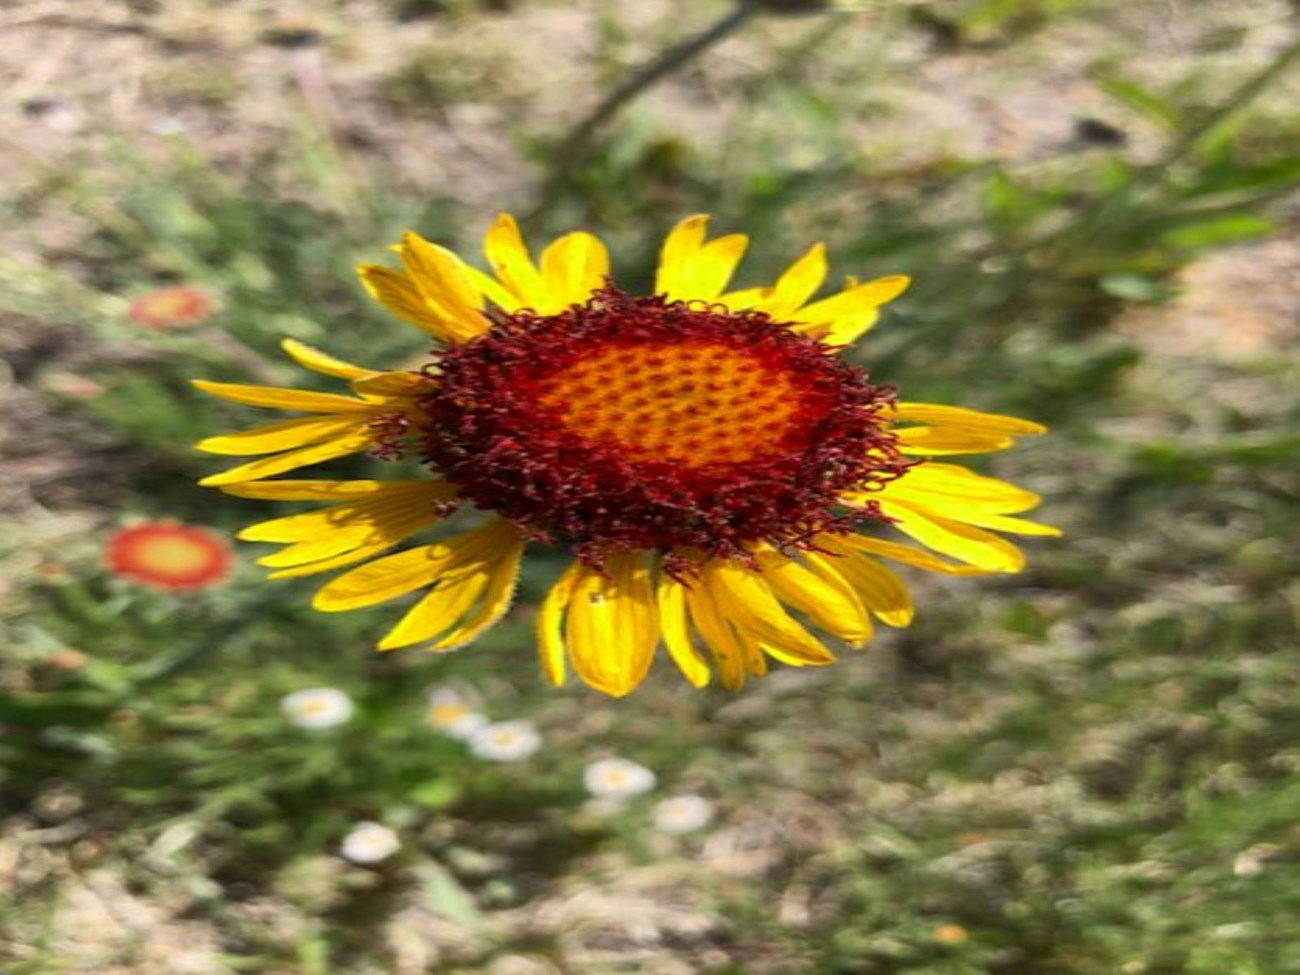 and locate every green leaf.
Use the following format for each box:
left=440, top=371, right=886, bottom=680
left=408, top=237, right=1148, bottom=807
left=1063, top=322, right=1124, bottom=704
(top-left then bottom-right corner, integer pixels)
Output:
left=1102, top=76, right=1185, bottom=128
left=1098, top=272, right=1176, bottom=303
left=408, top=778, right=462, bottom=810
left=1161, top=214, right=1275, bottom=250
left=1097, top=77, right=1181, bottom=128
left=982, top=171, right=1048, bottom=234
left=414, top=860, right=485, bottom=928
